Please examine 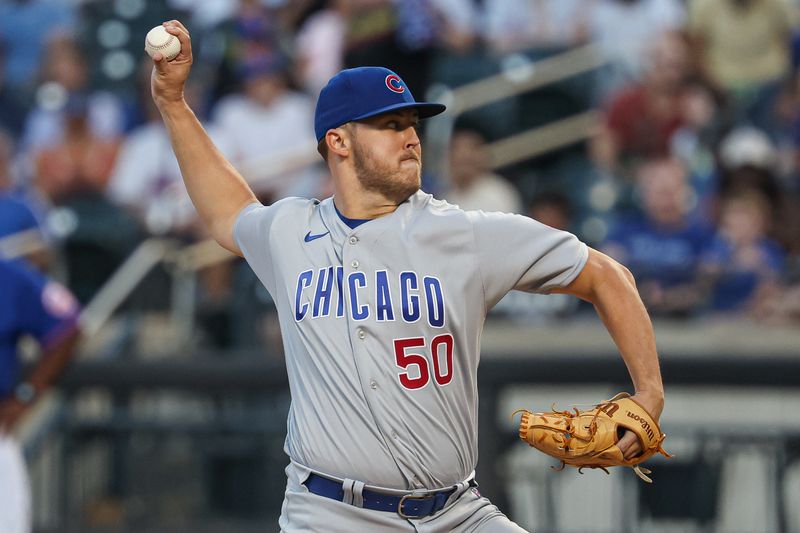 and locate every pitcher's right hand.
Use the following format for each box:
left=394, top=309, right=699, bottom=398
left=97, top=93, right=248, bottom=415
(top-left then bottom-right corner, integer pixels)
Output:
left=150, top=20, right=193, bottom=107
